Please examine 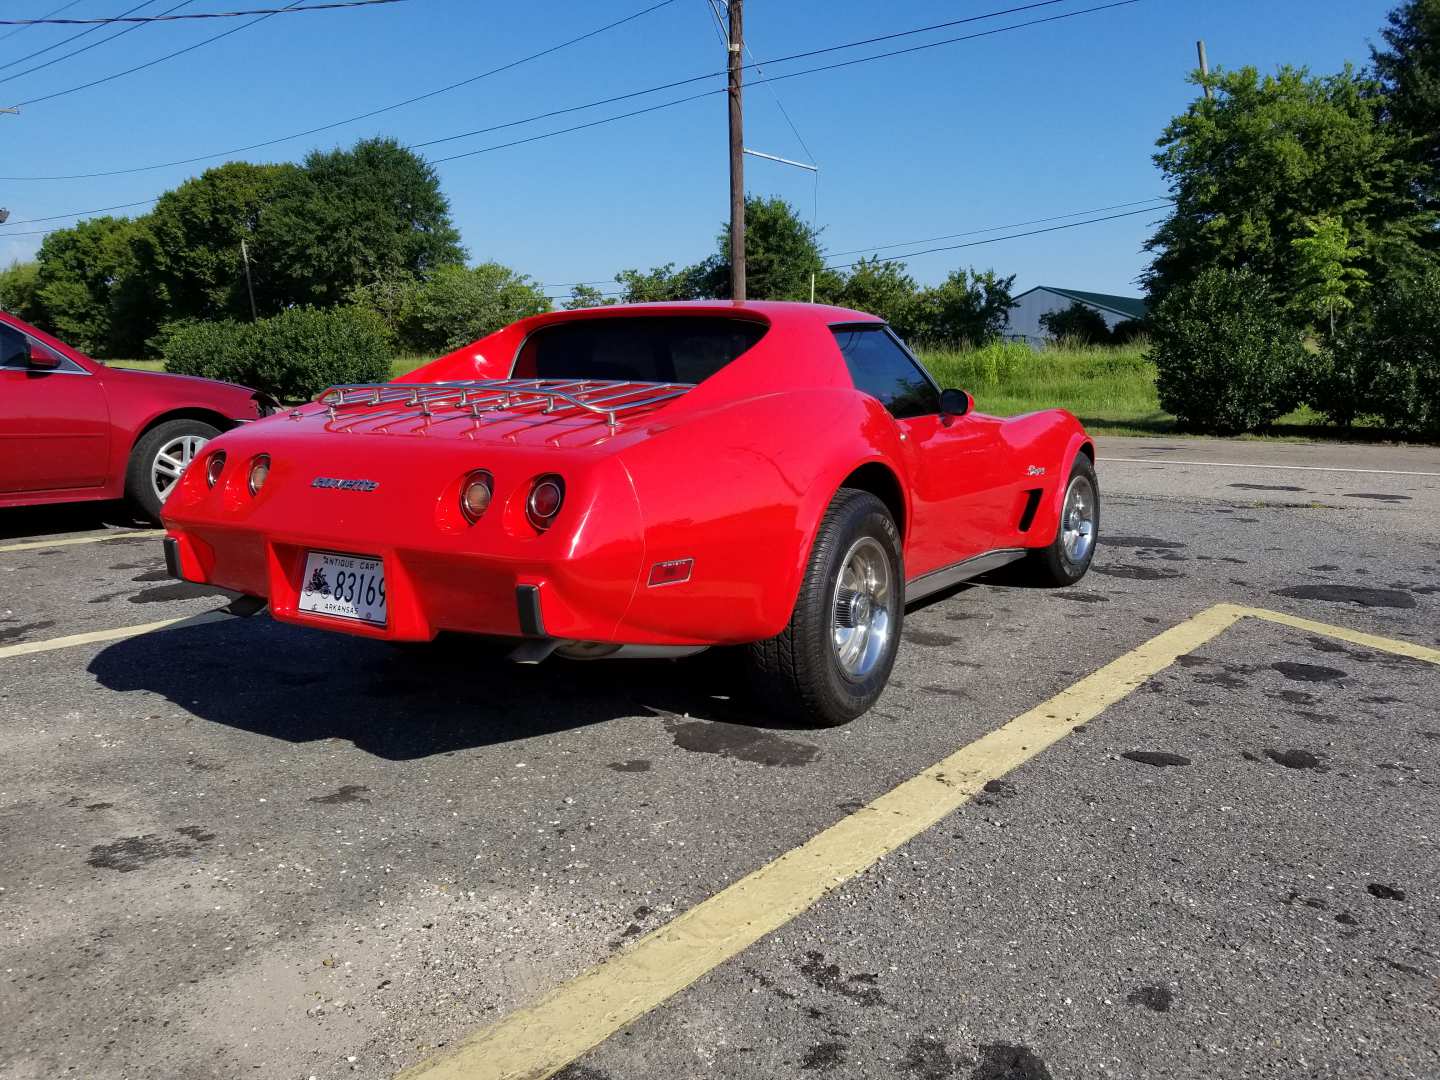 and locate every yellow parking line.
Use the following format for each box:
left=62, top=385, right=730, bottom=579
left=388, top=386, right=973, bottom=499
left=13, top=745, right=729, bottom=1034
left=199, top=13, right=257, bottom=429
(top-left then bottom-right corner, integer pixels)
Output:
left=0, top=610, right=230, bottom=661
left=400, top=604, right=1251, bottom=1080
left=399, top=603, right=1440, bottom=1080
left=0, top=529, right=163, bottom=554
left=1242, top=604, right=1440, bottom=664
